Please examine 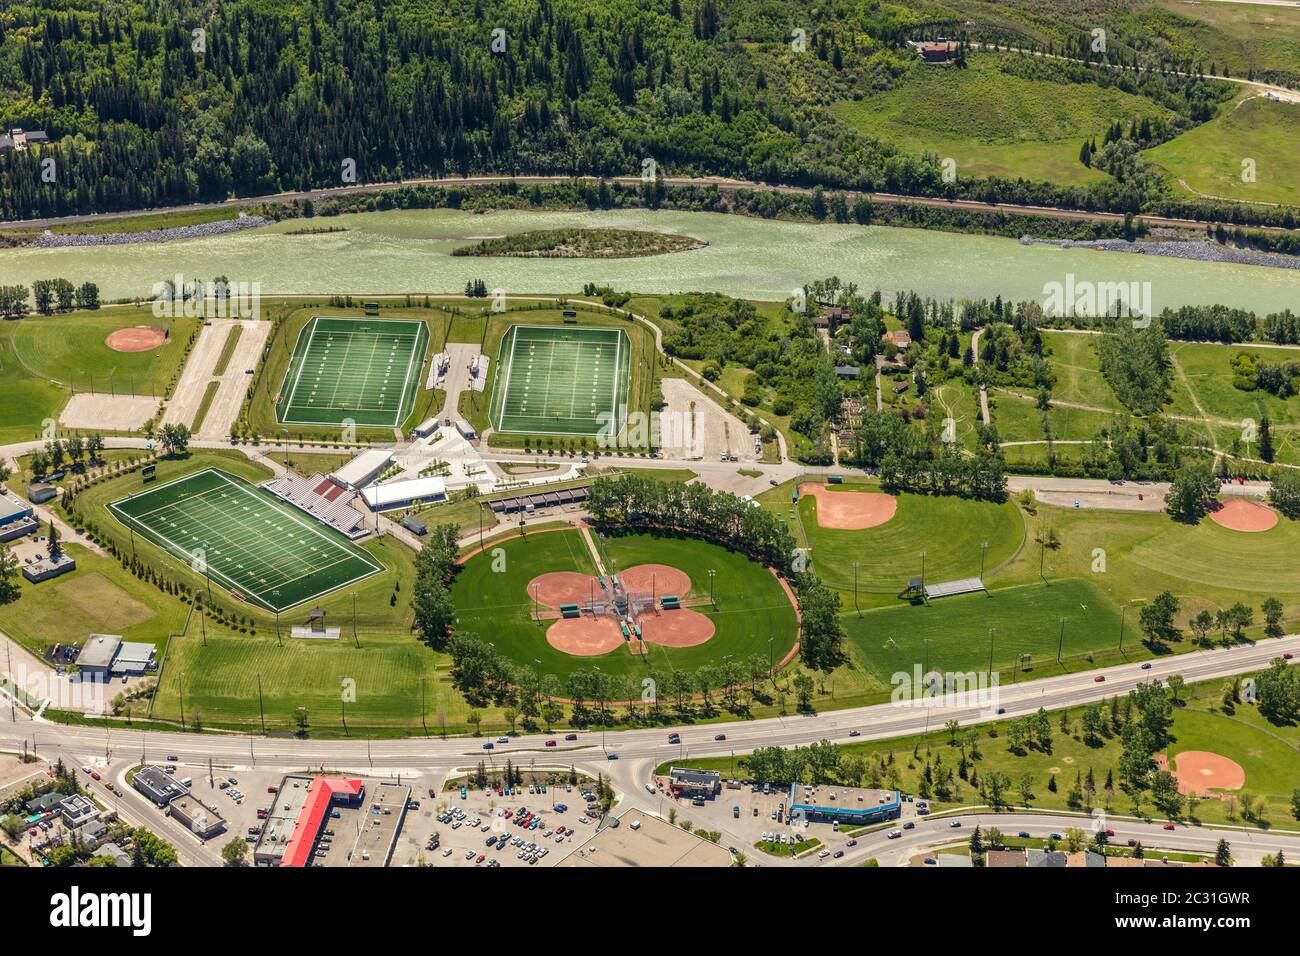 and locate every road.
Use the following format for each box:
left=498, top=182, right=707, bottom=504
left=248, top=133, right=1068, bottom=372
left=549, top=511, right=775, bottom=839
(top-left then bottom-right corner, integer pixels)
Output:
left=5, top=172, right=1298, bottom=237
left=4, top=633, right=1297, bottom=866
